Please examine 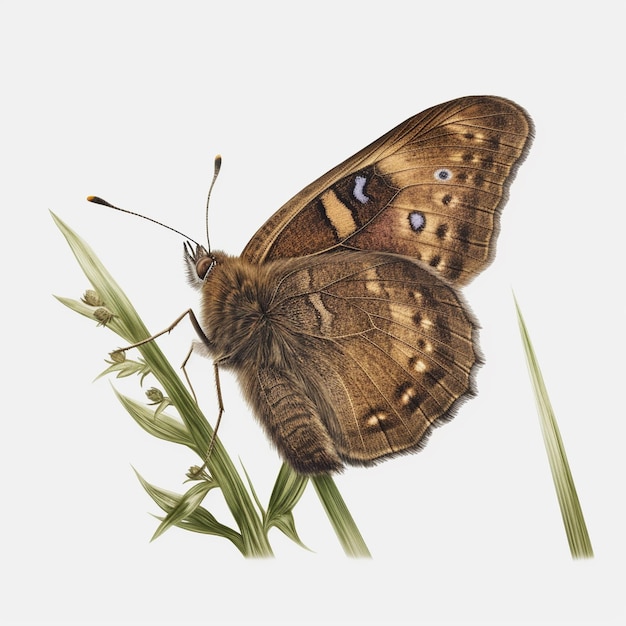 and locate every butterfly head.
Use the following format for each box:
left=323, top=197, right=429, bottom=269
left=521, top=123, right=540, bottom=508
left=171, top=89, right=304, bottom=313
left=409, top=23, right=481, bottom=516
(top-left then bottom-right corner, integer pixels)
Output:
left=184, top=241, right=217, bottom=290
